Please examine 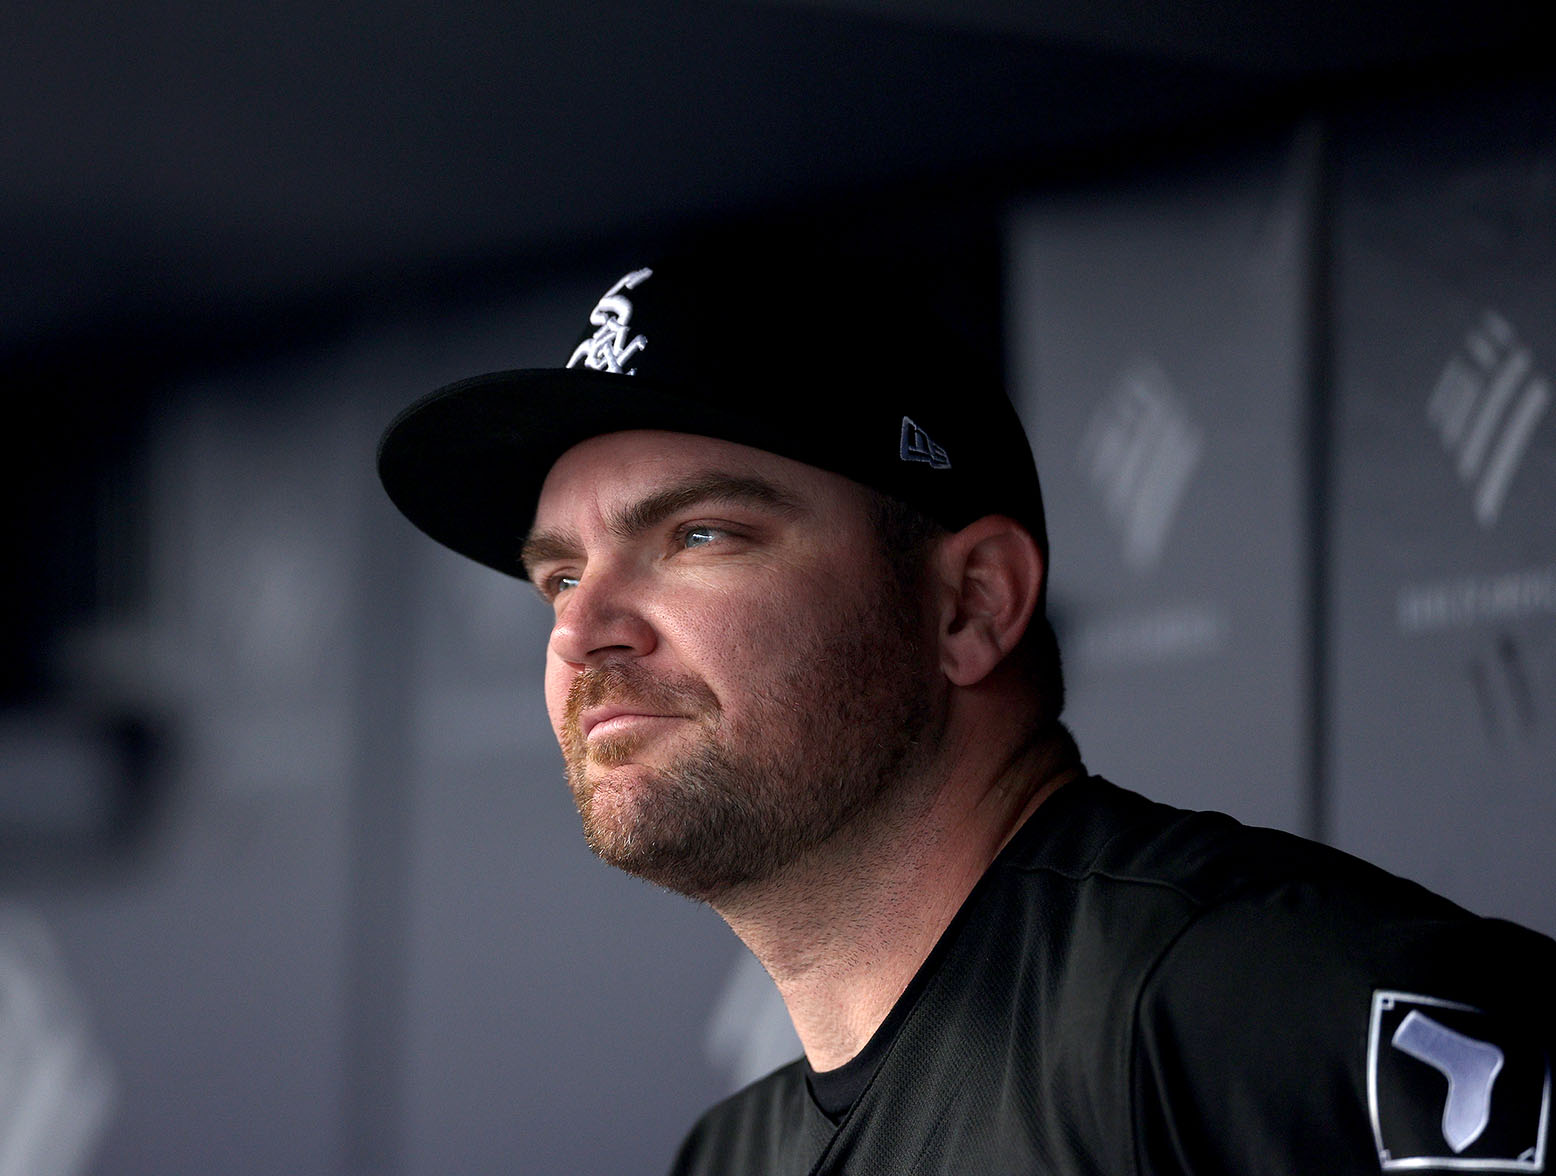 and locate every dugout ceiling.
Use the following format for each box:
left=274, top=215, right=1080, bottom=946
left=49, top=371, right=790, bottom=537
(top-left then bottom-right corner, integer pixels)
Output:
left=0, top=0, right=1544, bottom=364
